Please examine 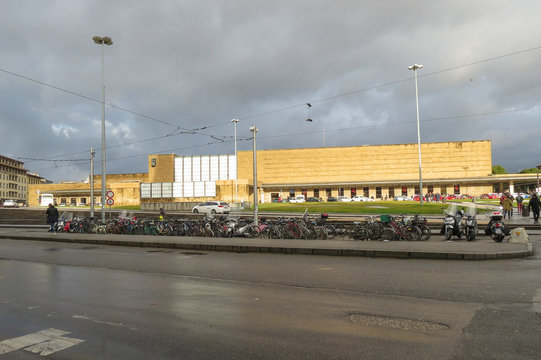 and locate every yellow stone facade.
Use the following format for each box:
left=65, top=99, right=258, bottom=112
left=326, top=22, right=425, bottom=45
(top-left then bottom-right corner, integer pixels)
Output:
left=28, top=173, right=147, bottom=207
left=237, top=141, right=492, bottom=184
left=27, top=140, right=540, bottom=208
